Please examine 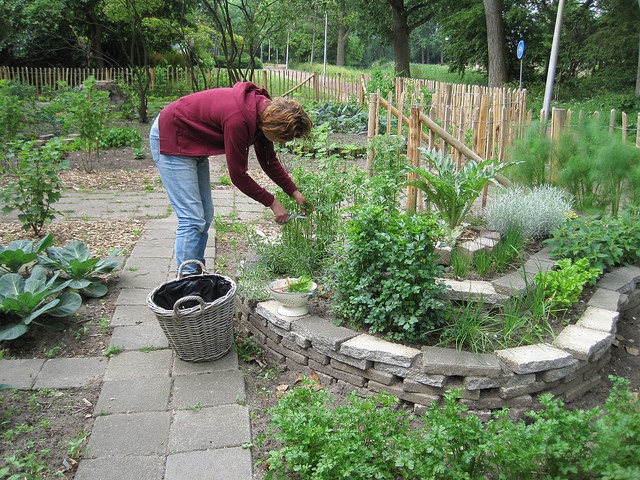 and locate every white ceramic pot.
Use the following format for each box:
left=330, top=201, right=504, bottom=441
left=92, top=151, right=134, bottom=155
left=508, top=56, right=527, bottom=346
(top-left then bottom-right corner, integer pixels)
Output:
left=268, top=278, right=317, bottom=316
